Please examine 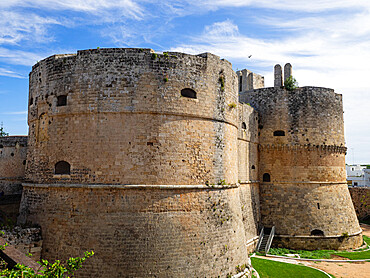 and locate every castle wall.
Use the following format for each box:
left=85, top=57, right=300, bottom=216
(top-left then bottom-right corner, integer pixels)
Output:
left=0, top=136, right=27, bottom=223
left=20, top=184, right=248, bottom=278
left=240, top=86, right=362, bottom=250
left=26, top=49, right=238, bottom=185
left=237, top=103, right=261, bottom=251
left=349, top=187, right=370, bottom=220
left=0, top=136, right=27, bottom=194
left=21, top=48, right=254, bottom=277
